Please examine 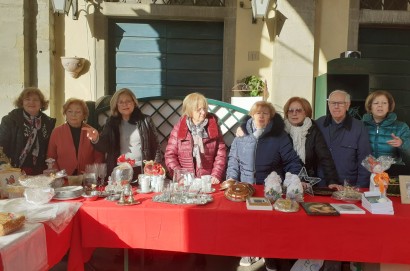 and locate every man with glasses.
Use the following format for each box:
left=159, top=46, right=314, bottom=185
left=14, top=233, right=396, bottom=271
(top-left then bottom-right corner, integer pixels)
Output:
left=316, top=90, right=371, bottom=188
left=316, top=90, right=371, bottom=271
